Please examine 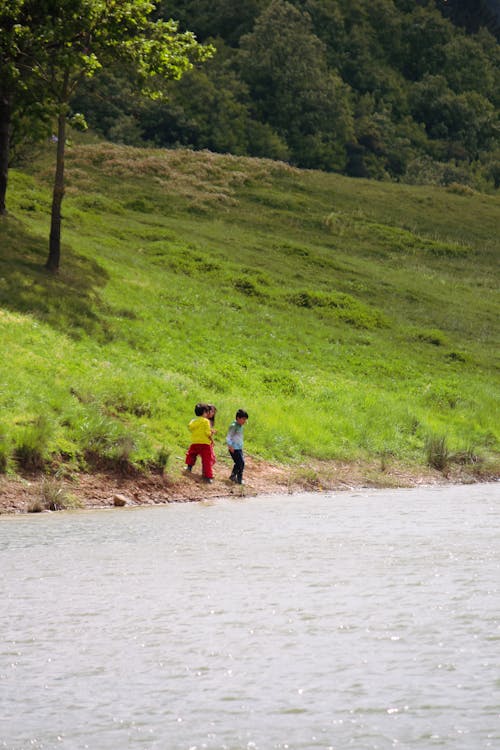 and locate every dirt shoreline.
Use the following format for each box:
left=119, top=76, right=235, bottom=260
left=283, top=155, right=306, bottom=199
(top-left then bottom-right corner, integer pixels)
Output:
left=0, top=455, right=497, bottom=515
